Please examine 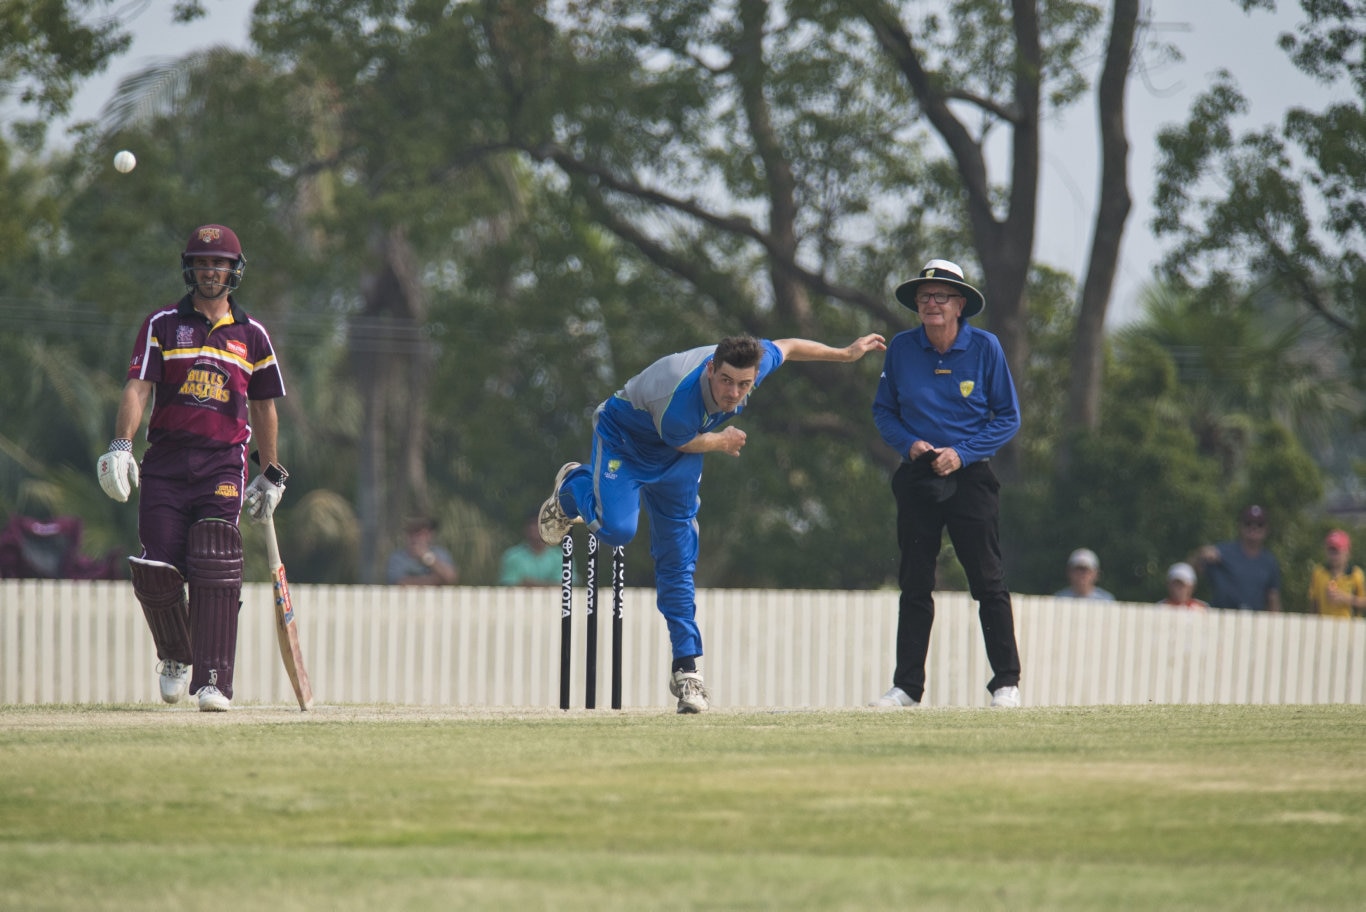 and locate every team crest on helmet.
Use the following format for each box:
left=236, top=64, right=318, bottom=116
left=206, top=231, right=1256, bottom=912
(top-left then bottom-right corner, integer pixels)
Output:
left=959, top=380, right=975, bottom=398
left=198, top=227, right=222, bottom=243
